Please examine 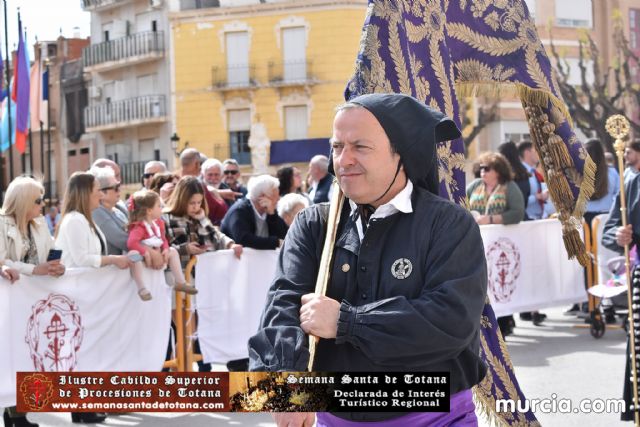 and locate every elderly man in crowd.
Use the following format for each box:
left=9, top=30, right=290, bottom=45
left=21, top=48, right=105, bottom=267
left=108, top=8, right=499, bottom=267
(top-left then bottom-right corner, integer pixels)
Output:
left=201, top=158, right=244, bottom=206
left=221, top=175, right=288, bottom=250
left=277, top=193, right=309, bottom=227
left=142, top=160, right=167, bottom=189
left=223, top=158, right=248, bottom=202
left=307, top=154, right=333, bottom=204
left=180, top=149, right=228, bottom=226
